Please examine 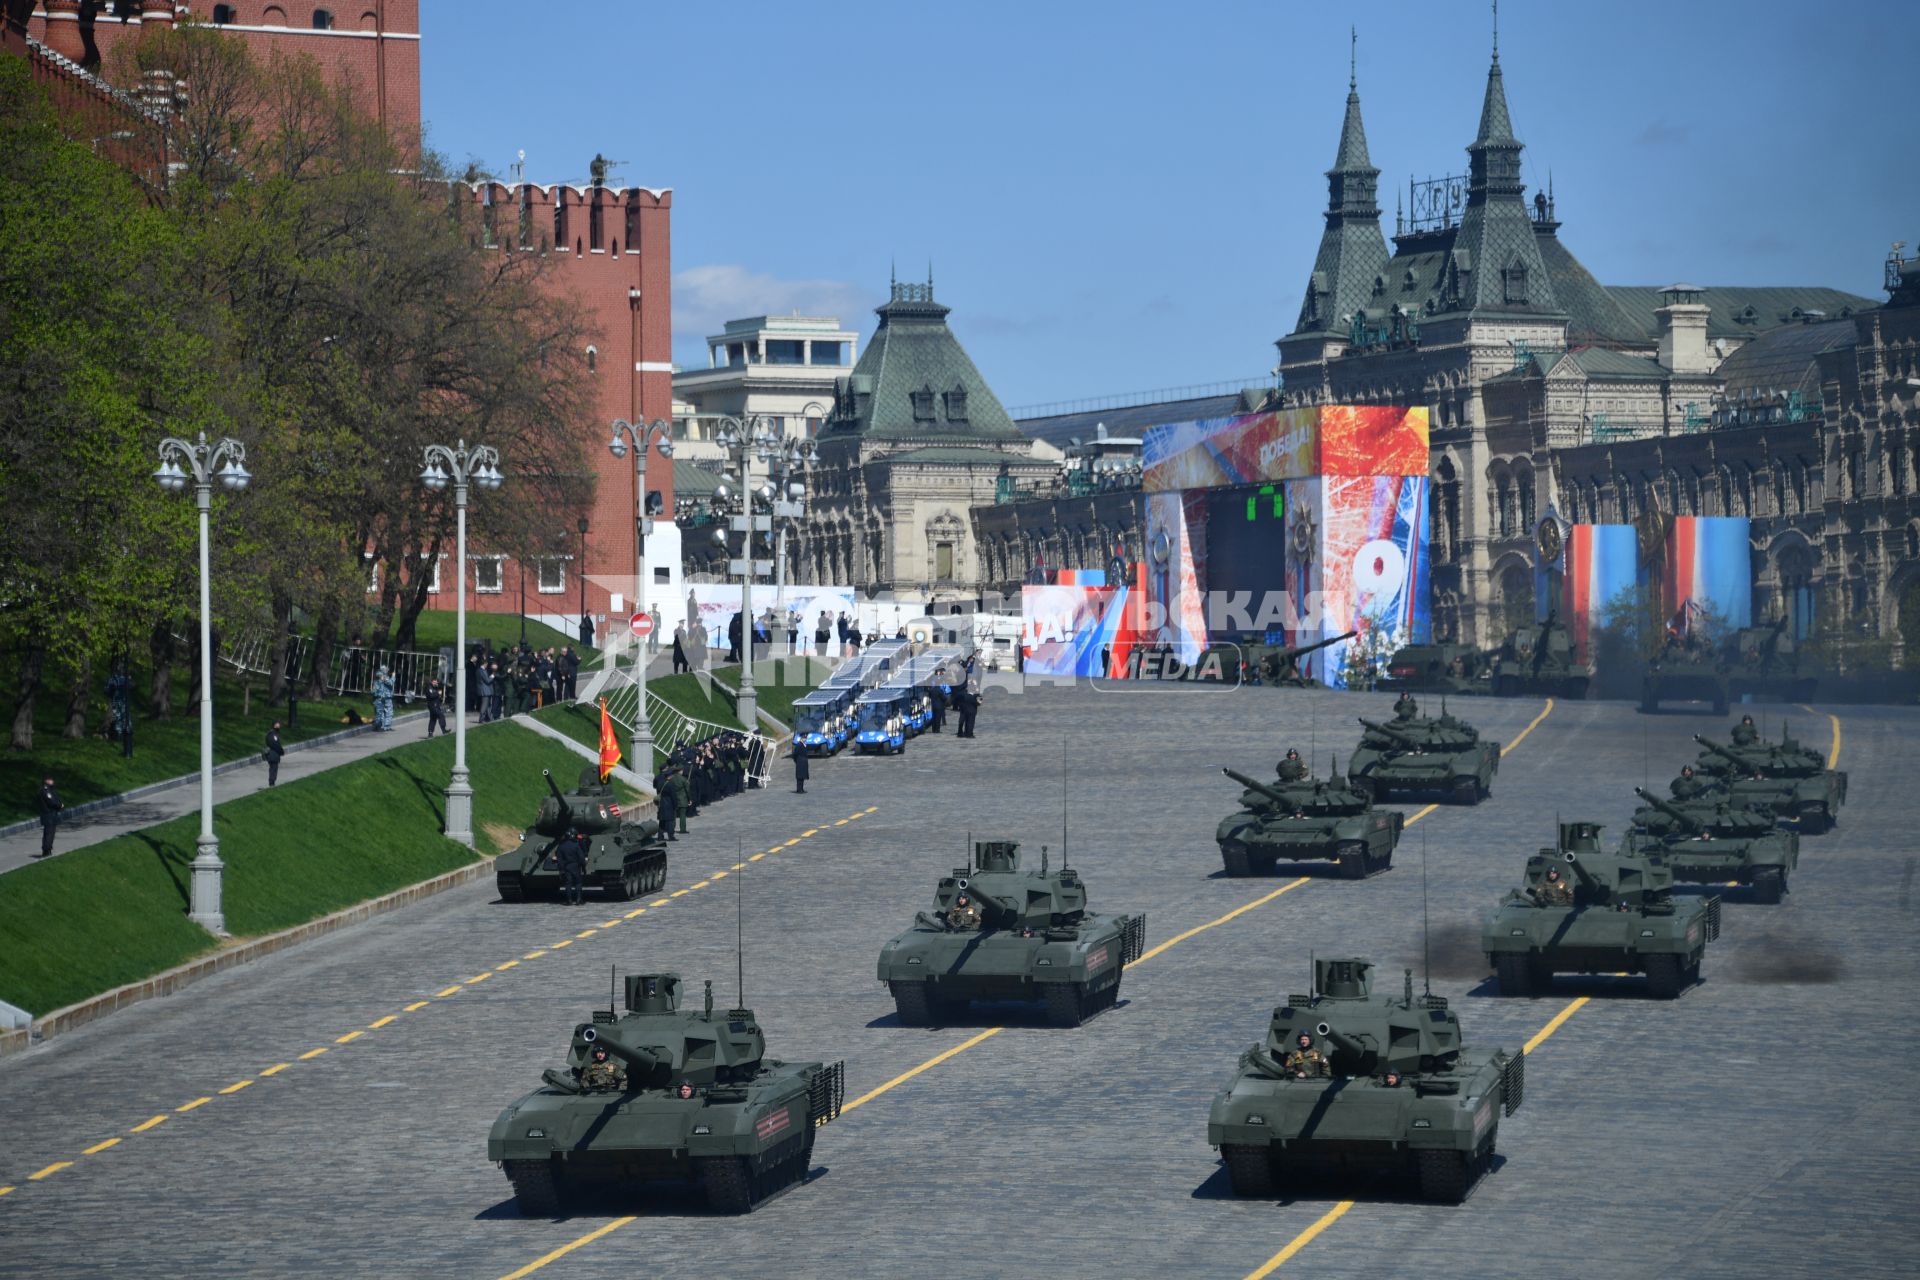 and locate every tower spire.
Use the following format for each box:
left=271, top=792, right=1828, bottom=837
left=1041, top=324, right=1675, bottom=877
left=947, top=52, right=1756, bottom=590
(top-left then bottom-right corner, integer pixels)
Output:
left=1350, top=25, right=1357, bottom=91
left=1492, top=0, right=1499, bottom=64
